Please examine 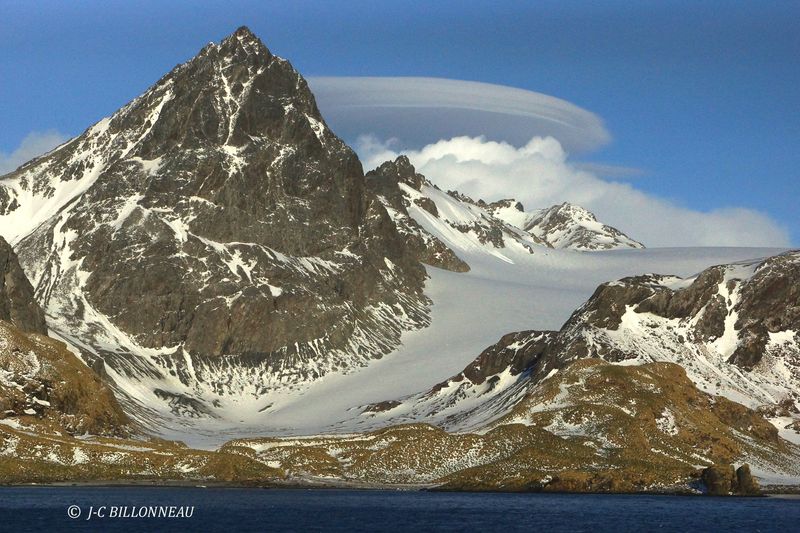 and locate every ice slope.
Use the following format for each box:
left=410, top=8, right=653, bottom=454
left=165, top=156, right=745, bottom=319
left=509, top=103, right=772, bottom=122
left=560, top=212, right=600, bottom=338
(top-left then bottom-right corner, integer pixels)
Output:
left=149, top=245, right=785, bottom=448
